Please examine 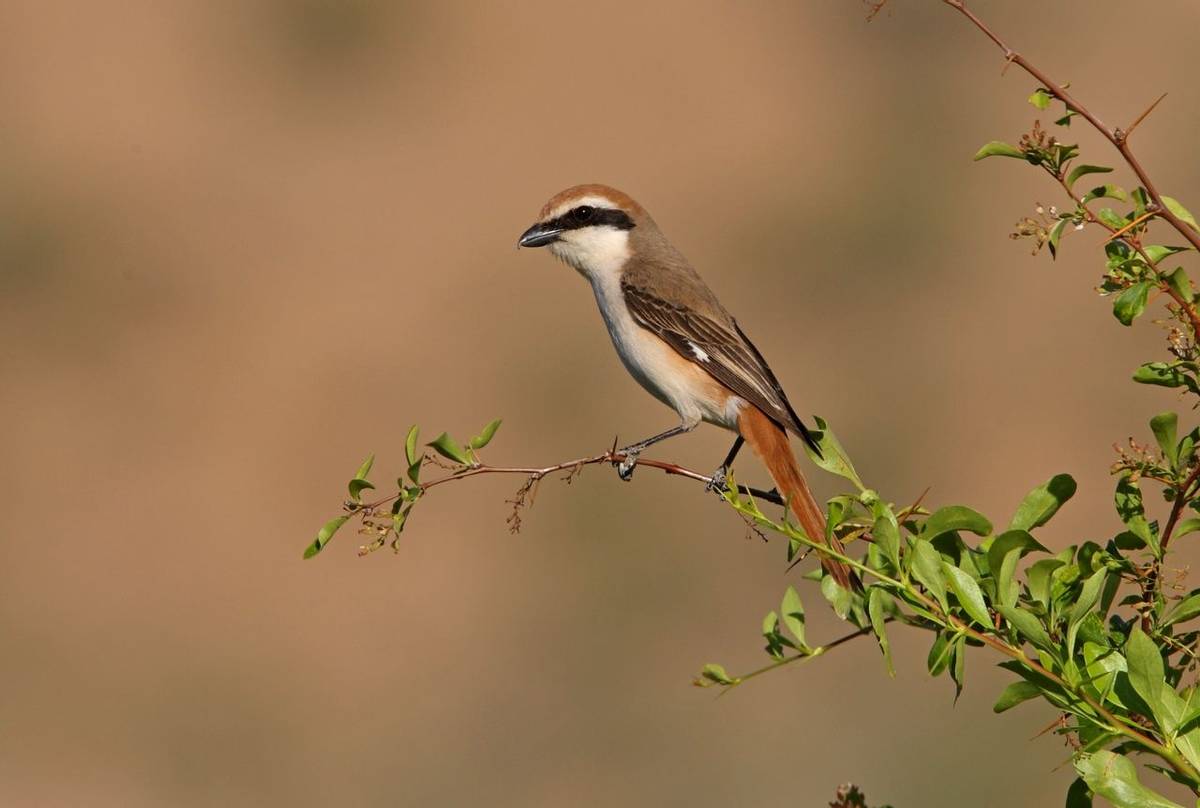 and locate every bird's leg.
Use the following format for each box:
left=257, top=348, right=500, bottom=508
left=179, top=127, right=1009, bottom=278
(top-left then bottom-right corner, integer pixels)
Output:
left=706, top=436, right=744, bottom=495
left=615, top=424, right=693, bottom=481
